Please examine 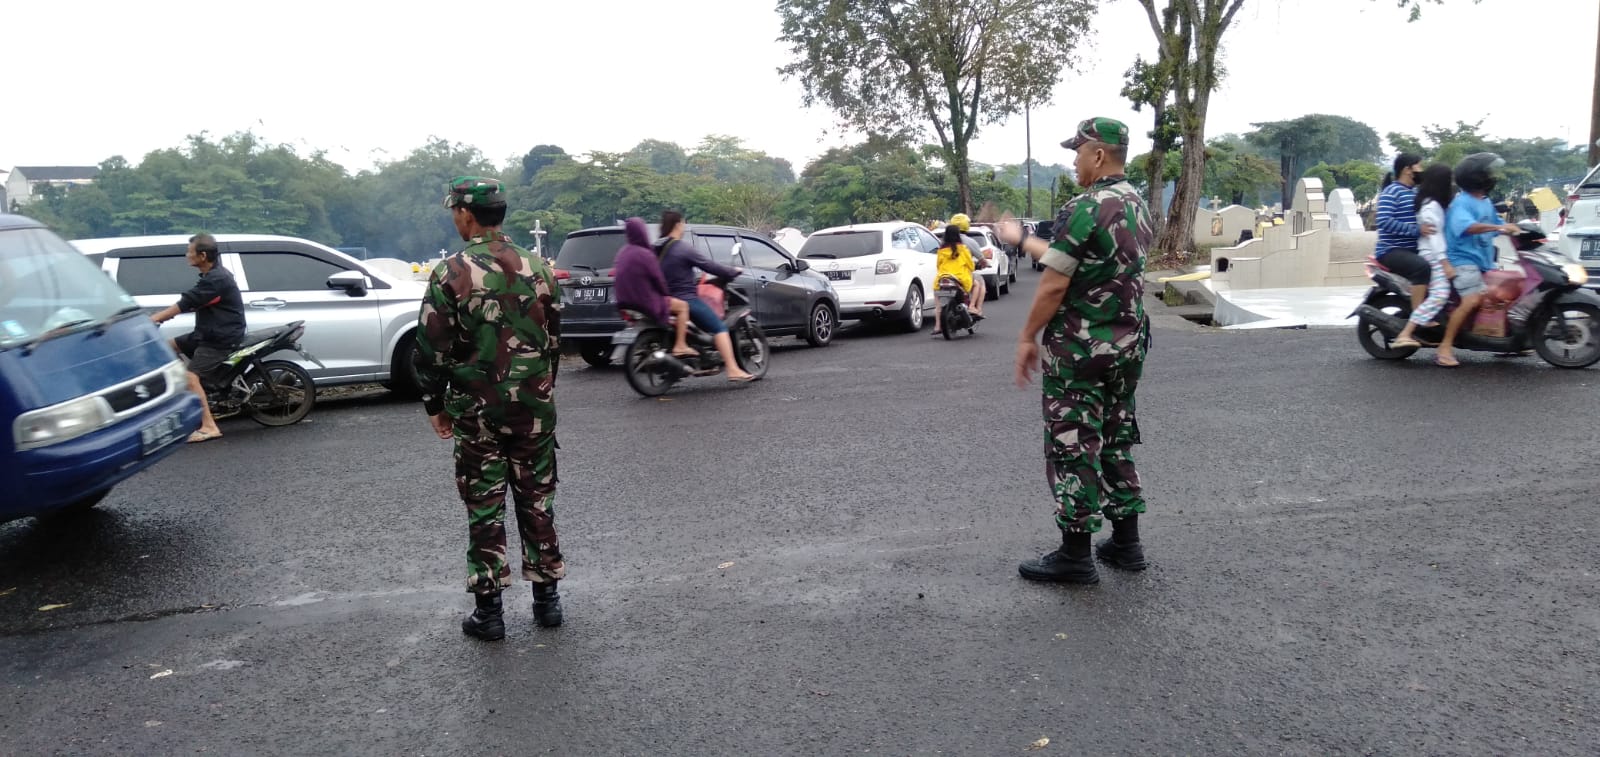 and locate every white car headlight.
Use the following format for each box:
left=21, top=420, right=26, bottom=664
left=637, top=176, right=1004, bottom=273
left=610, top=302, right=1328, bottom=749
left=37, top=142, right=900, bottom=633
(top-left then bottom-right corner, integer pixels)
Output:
left=1561, top=263, right=1588, bottom=285
left=14, top=395, right=114, bottom=451
left=876, top=260, right=900, bottom=275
